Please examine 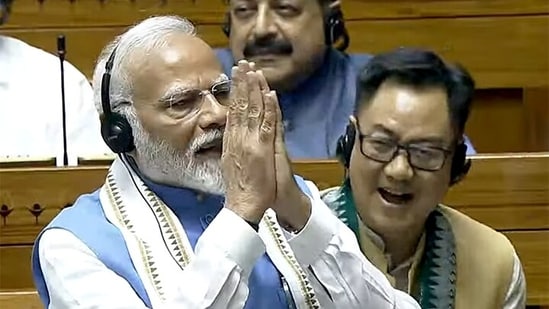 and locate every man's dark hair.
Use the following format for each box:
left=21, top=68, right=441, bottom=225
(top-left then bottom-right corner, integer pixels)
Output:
left=355, top=47, right=475, bottom=136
